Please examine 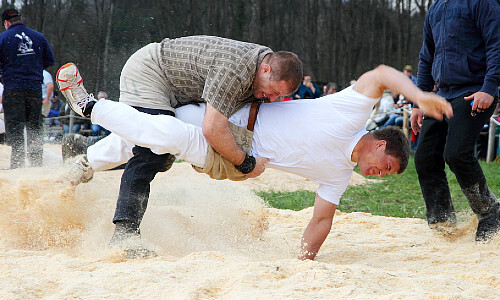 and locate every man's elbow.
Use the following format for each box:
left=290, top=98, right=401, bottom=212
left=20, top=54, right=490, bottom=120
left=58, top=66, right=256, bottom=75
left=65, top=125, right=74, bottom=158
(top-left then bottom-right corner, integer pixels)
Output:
left=375, top=64, right=389, bottom=70
left=202, top=121, right=226, bottom=142
left=202, top=123, right=215, bottom=141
